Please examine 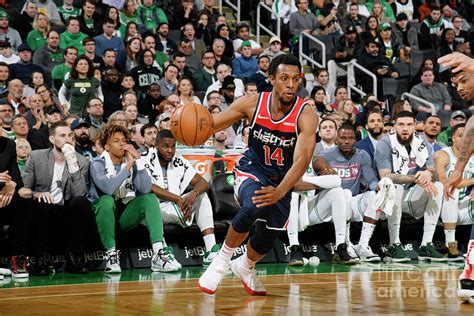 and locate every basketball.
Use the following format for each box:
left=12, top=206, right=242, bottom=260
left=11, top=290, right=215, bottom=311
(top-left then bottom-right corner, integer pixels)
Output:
left=170, top=103, right=214, bottom=146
